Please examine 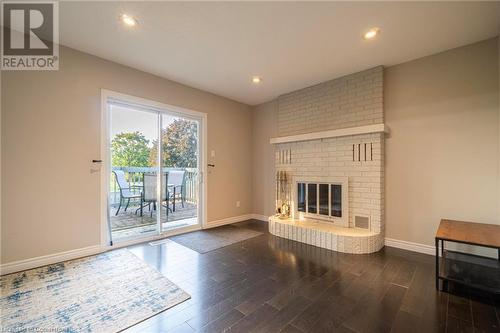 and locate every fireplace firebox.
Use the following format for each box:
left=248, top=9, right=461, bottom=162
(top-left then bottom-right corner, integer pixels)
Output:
left=293, top=177, right=348, bottom=227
